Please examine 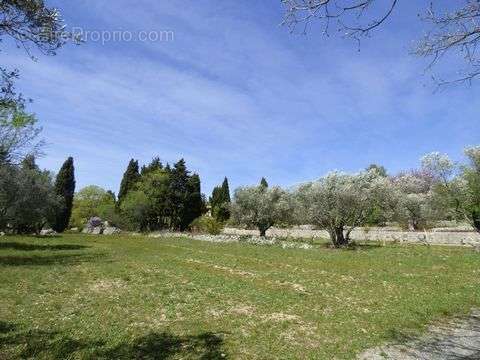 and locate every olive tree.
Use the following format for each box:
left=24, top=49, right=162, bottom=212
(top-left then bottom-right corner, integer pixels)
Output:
left=391, top=170, right=436, bottom=231
left=230, top=185, right=293, bottom=237
left=424, top=147, right=480, bottom=233
left=294, top=171, right=395, bottom=247
left=0, top=163, right=61, bottom=234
